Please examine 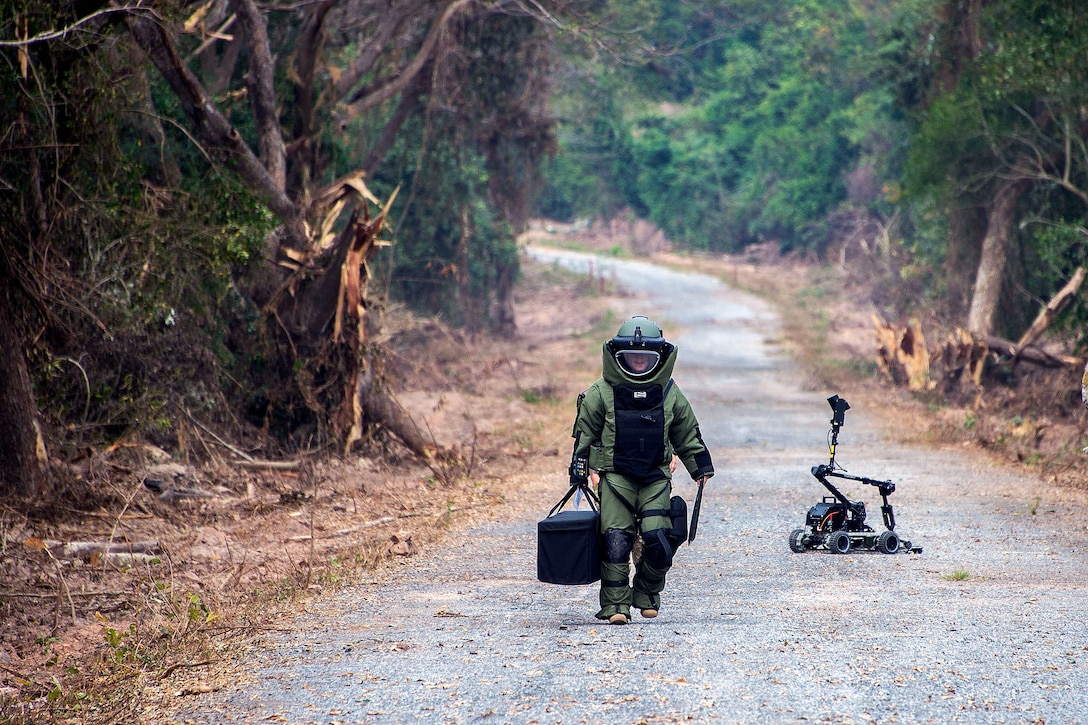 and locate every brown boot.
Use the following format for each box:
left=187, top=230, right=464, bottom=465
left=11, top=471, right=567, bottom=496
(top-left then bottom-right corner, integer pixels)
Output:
left=633, top=591, right=660, bottom=619
left=608, top=612, right=629, bottom=625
